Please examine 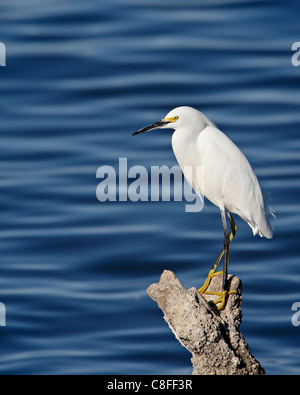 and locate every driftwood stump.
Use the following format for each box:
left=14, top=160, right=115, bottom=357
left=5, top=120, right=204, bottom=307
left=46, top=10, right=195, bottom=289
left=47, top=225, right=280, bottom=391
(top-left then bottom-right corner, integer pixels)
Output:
left=147, top=270, right=265, bottom=375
